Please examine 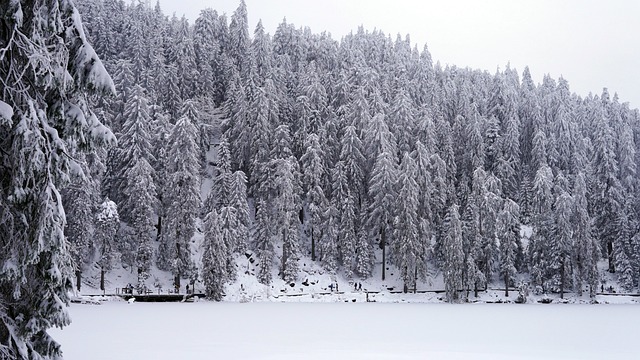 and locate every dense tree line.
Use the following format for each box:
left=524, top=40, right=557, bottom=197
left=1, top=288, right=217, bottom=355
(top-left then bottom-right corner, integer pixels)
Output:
left=1, top=0, right=639, bottom=356
left=66, top=0, right=640, bottom=303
